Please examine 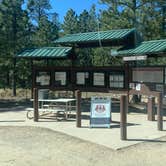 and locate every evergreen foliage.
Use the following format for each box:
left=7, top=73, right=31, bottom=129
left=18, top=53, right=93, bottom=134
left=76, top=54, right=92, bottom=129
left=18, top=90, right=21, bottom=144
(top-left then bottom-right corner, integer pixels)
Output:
left=0, top=0, right=165, bottom=93
left=0, top=0, right=60, bottom=94
left=62, top=9, right=78, bottom=34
